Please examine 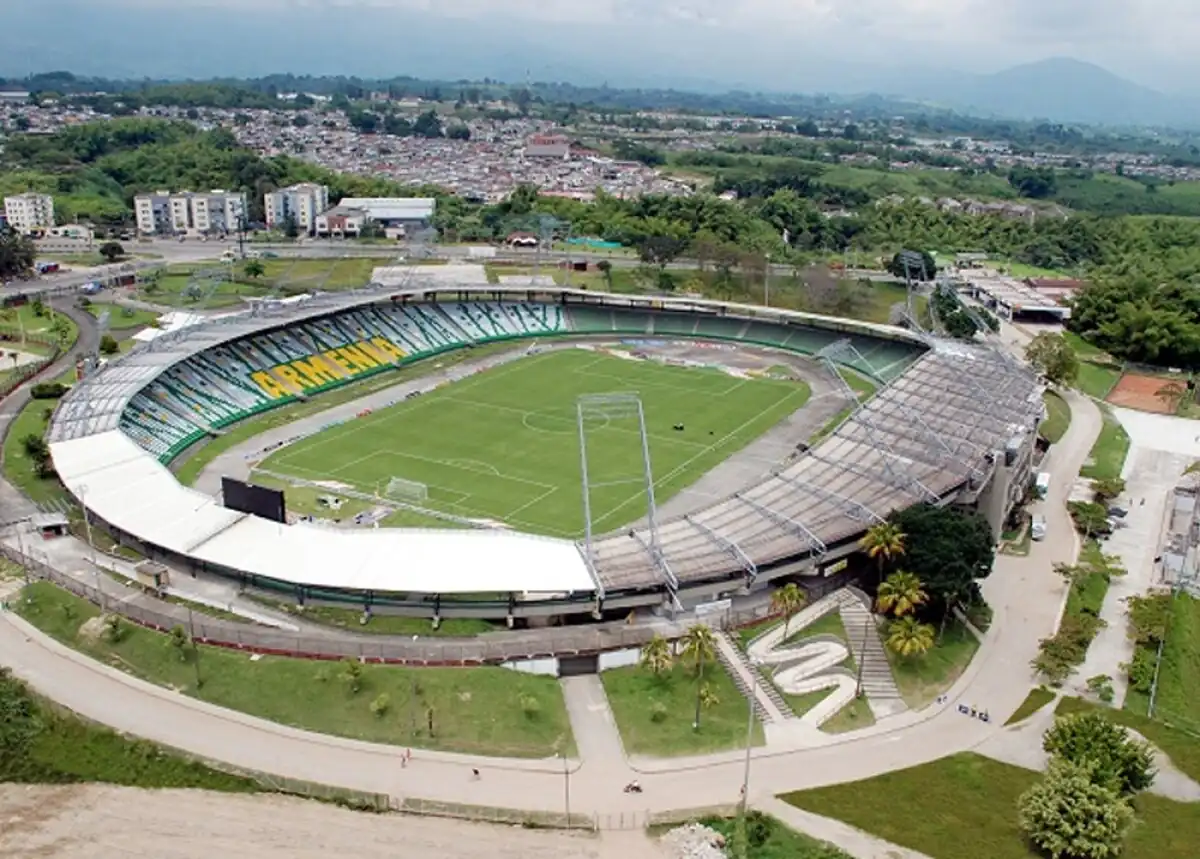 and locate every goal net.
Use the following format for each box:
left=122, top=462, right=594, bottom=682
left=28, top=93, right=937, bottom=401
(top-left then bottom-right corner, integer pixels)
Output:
left=385, top=477, right=429, bottom=504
